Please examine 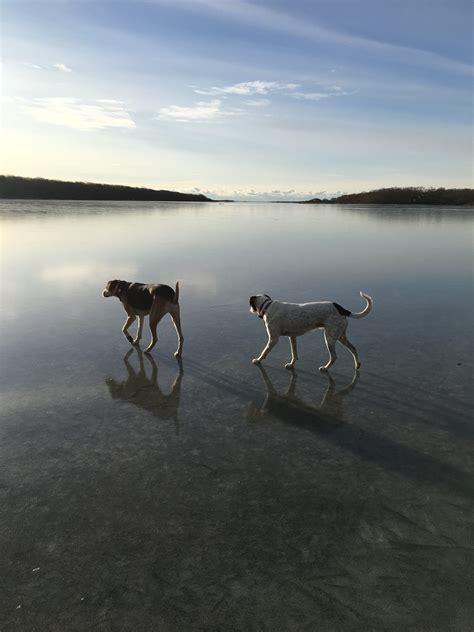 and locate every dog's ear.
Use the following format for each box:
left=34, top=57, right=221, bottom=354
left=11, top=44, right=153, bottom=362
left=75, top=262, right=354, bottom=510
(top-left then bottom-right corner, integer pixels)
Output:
left=264, top=294, right=271, bottom=299
left=116, top=280, right=129, bottom=296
